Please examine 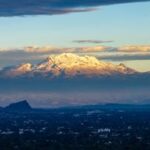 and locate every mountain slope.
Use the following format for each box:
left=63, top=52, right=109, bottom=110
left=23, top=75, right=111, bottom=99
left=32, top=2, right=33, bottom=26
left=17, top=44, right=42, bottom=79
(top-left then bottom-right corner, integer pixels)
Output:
left=0, top=53, right=136, bottom=78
